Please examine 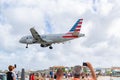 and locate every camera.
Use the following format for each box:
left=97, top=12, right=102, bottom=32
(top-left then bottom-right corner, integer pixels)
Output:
left=83, top=62, right=87, bottom=66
